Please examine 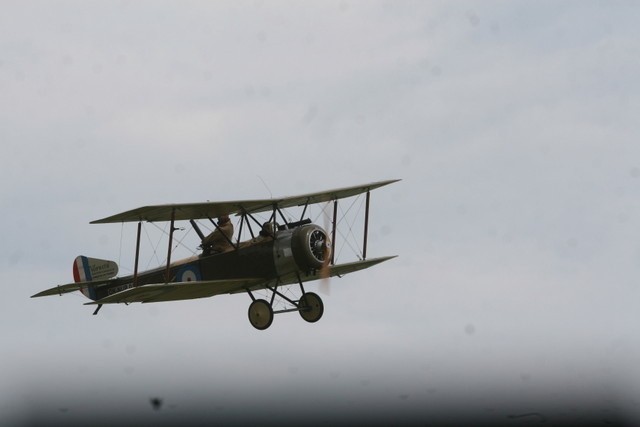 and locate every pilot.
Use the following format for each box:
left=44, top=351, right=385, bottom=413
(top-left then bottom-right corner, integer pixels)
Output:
left=201, top=214, right=234, bottom=254
left=259, top=221, right=275, bottom=239
left=246, top=222, right=276, bottom=246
